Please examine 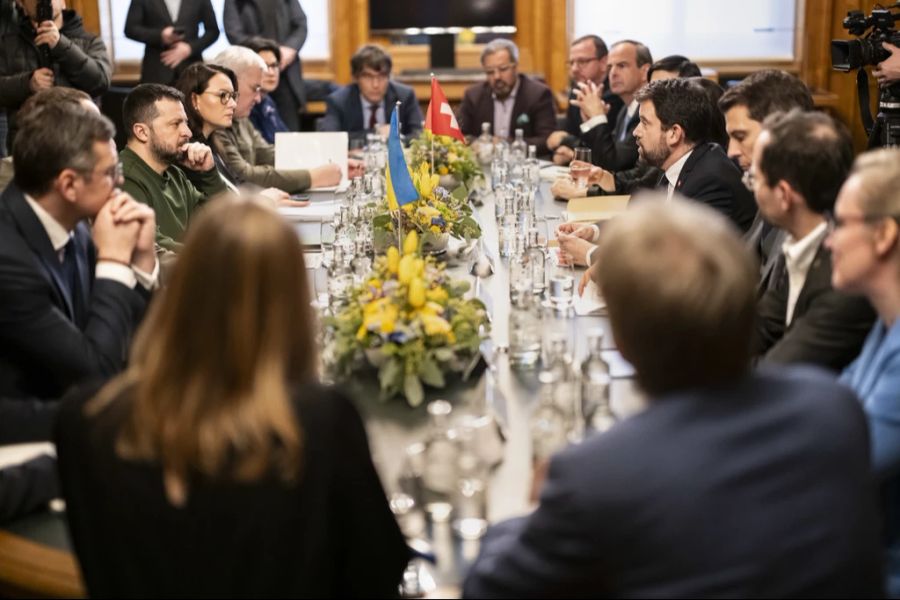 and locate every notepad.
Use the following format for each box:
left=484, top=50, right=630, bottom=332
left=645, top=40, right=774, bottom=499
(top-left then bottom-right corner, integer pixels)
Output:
left=274, top=132, right=349, bottom=191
